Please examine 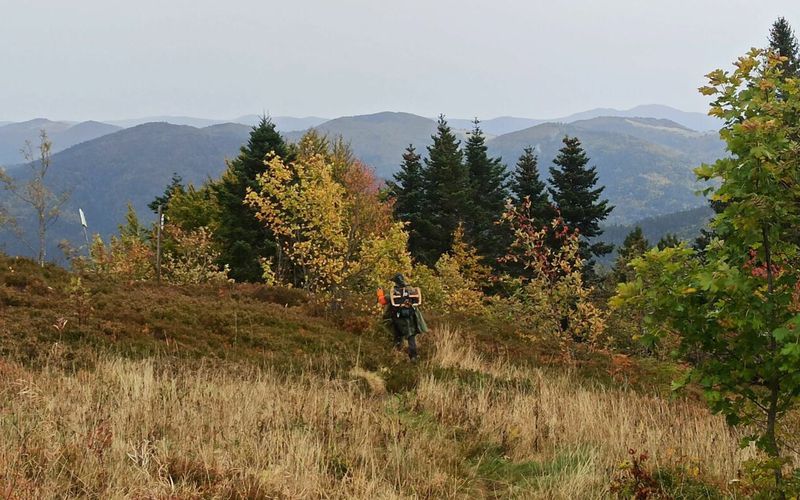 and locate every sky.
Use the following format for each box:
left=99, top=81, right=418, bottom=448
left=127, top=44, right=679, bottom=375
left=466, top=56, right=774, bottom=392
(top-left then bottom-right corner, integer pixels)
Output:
left=1, top=0, right=799, bottom=122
